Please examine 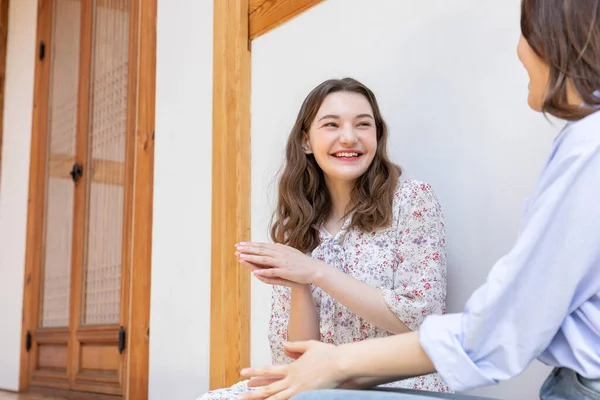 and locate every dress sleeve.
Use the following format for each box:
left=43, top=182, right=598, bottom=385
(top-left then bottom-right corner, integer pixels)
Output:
left=267, top=285, right=293, bottom=365
left=381, top=182, right=448, bottom=331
